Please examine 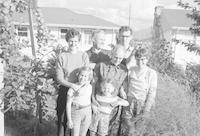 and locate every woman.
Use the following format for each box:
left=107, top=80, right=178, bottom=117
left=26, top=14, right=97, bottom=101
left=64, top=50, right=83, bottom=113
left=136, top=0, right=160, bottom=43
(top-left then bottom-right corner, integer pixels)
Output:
left=56, top=29, right=89, bottom=136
